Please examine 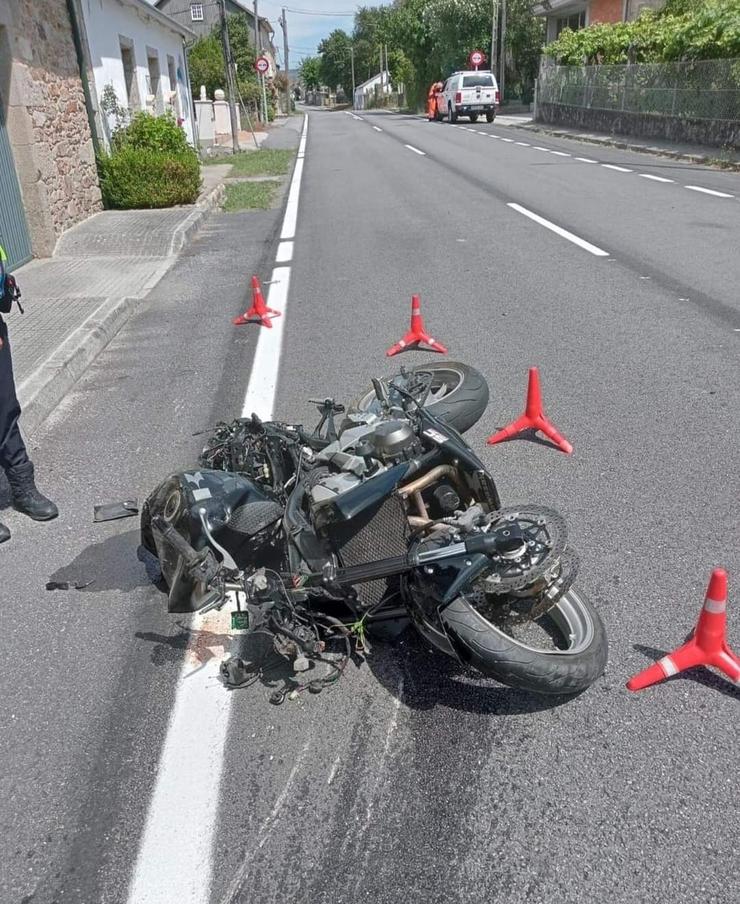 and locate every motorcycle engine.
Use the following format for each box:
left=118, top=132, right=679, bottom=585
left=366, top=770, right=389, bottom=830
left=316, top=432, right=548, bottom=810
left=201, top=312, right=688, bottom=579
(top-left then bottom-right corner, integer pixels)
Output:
left=308, top=414, right=420, bottom=505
